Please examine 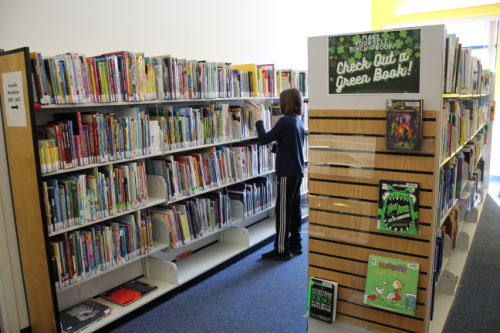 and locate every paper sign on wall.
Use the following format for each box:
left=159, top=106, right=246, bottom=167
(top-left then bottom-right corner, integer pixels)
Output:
left=328, top=29, right=421, bottom=94
left=2, top=71, right=27, bottom=127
